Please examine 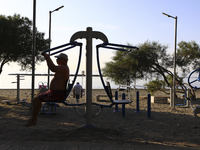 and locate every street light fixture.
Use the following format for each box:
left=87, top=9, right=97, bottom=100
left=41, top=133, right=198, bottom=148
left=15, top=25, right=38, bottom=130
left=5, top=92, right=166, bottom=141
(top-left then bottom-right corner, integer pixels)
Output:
left=162, top=12, right=178, bottom=108
left=47, top=5, right=64, bottom=88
